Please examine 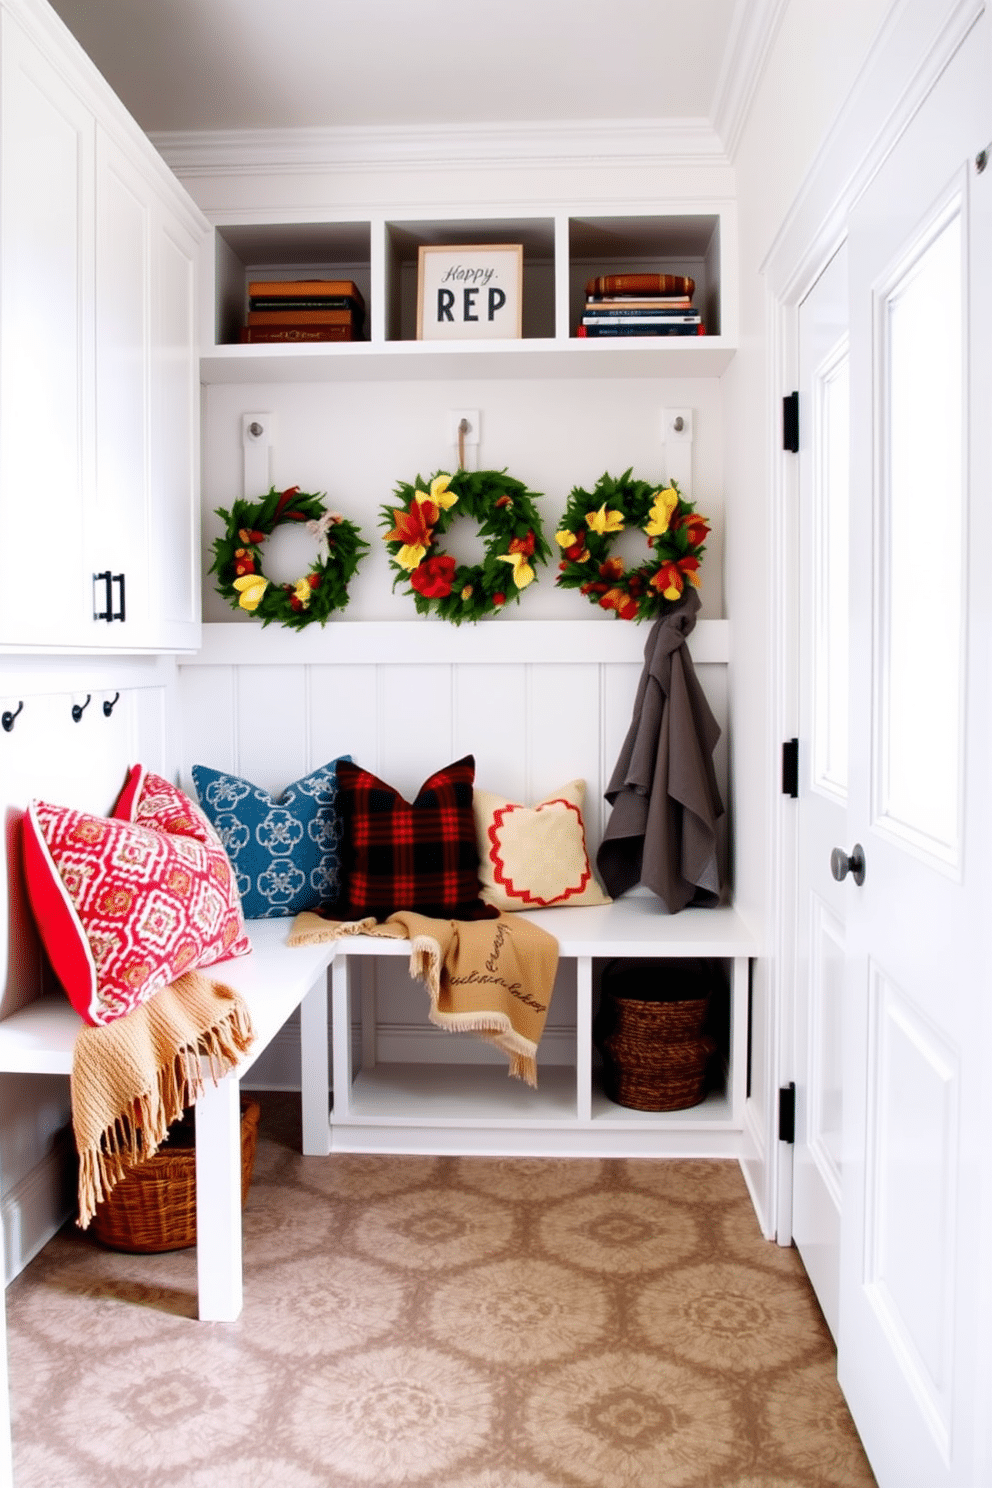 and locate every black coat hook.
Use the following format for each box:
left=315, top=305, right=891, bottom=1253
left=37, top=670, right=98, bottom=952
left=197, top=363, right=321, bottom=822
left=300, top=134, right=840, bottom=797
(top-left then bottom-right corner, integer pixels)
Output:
left=71, top=694, right=92, bottom=723
left=2, top=701, right=24, bottom=733
left=103, top=692, right=120, bottom=718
